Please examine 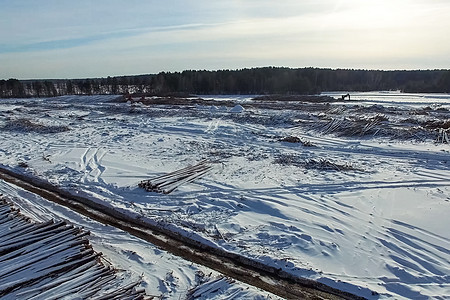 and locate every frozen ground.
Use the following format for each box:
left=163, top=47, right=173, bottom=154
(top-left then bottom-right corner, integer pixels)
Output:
left=0, top=92, right=449, bottom=299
